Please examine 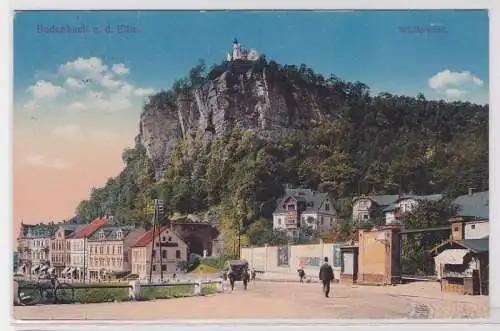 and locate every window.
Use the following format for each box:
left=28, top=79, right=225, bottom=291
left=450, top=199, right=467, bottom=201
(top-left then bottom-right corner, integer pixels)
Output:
left=162, top=250, right=167, bottom=259
left=112, top=246, right=115, bottom=254
left=471, top=224, right=476, bottom=229
left=176, top=250, right=181, bottom=259
left=152, top=265, right=156, bottom=271
left=287, top=204, right=295, bottom=211
left=106, top=246, right=109, bottom=254
left=278, top=218, right=282, bottom=225
left=454, top=226, right=459, bottom=232
left=124, top=252, right=128, bottom=262
left=161, top=265, right=167, bottom=271
left=162, top=236, right=166, bottom=242
left=152, top=250, right=156, bottom=258
left=363, top=214, right=369, bottom=220
left=168, top=237, right=172, bottom=242
left=325, top=203, right=330, bottom=211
